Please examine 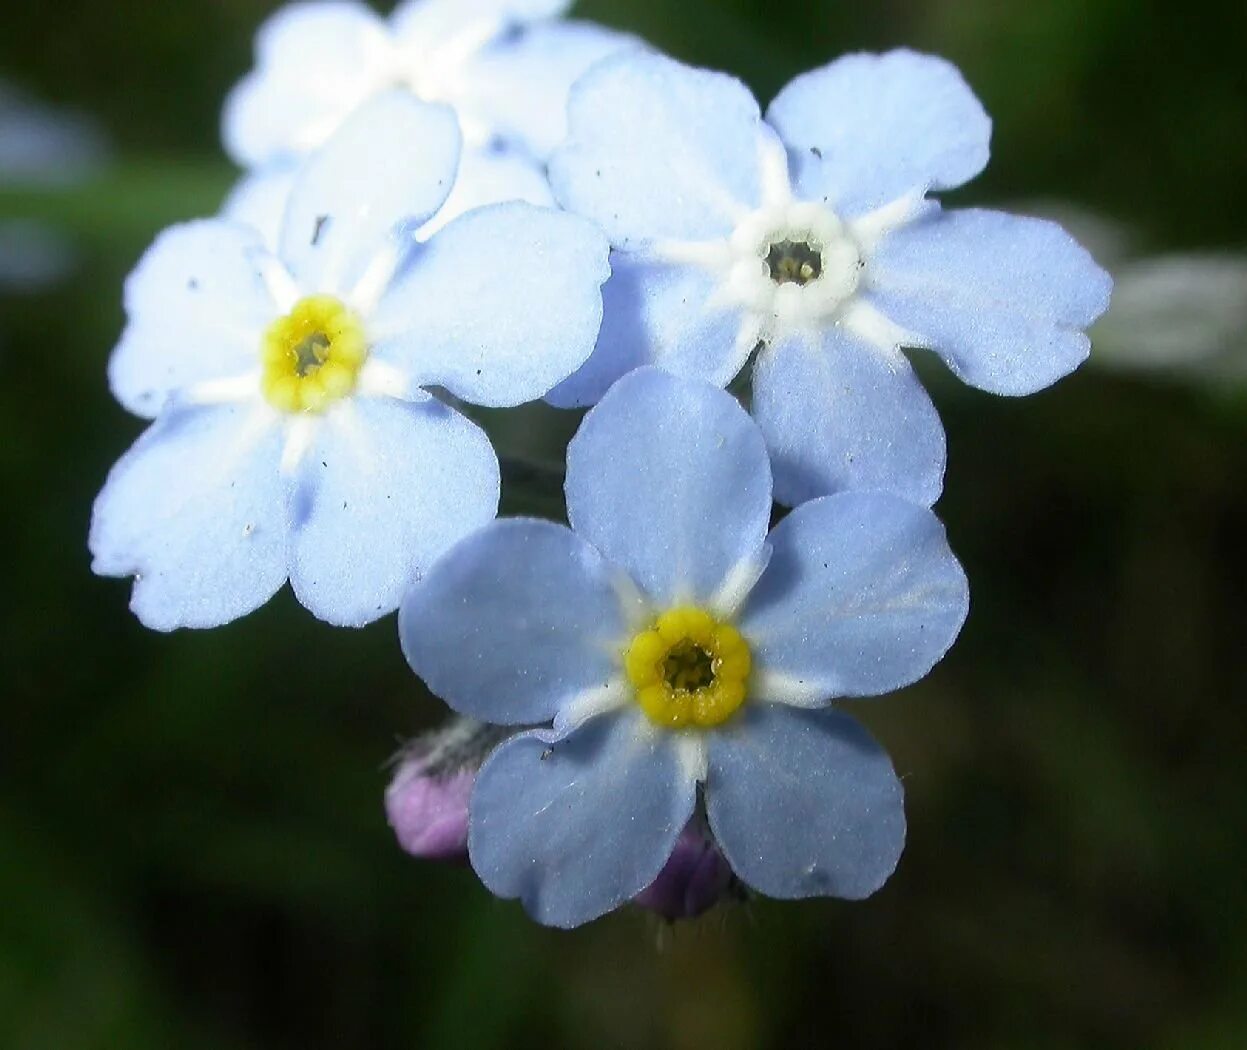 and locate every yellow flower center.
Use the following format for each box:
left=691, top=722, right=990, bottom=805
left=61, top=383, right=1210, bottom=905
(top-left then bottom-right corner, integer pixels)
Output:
left=261, top=295, right=367, bottom=413
left=624, top=606, right=751, bottom=729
